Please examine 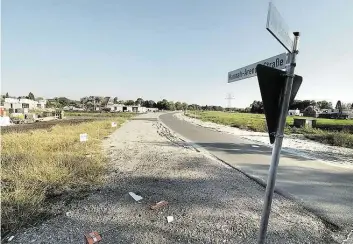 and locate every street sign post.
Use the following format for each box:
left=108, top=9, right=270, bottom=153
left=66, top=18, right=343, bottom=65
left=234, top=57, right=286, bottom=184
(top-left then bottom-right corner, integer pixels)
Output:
left=226, top=2, right=301, bottom=244
left=257, top=33, right=299, bottom=244
left=257, top=3, right=300, bottom=244
left=266, top=2, right=294, bottom=52
left=228, top=53, right=287, bottom=83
